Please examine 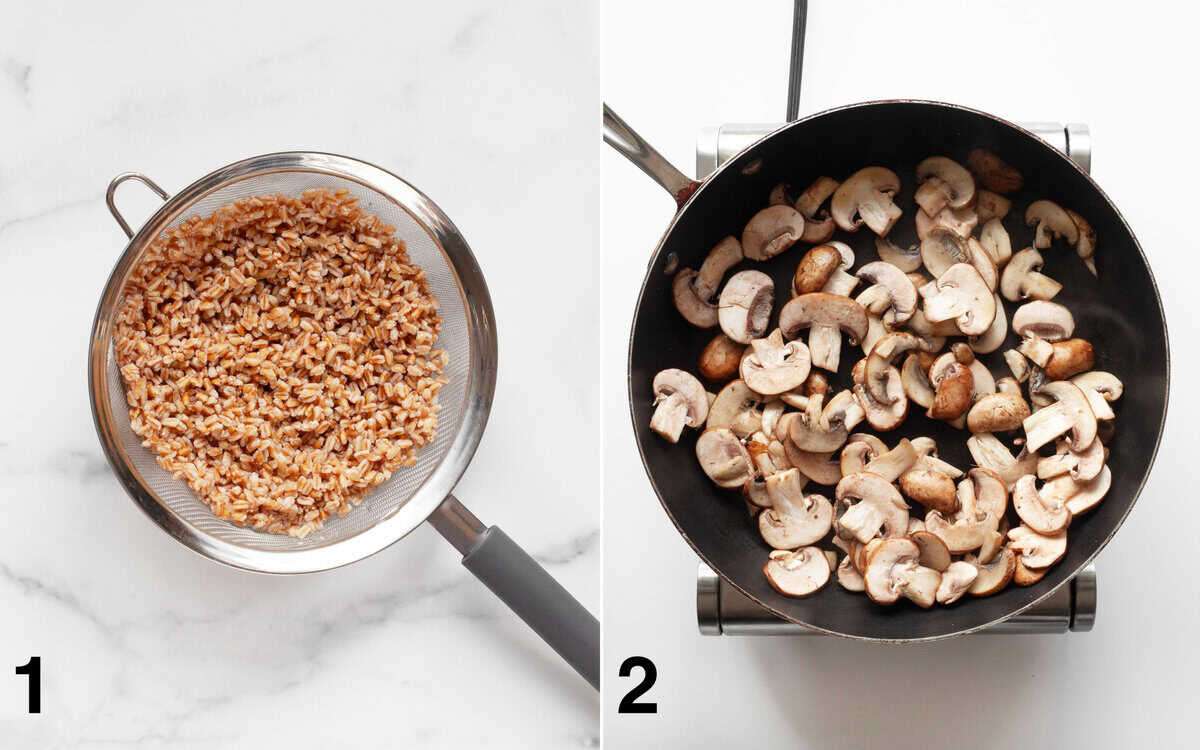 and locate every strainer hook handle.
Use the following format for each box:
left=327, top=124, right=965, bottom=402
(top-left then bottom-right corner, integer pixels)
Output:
left=106, top=172, right=170, bottom=238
